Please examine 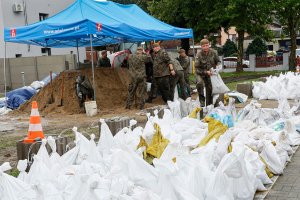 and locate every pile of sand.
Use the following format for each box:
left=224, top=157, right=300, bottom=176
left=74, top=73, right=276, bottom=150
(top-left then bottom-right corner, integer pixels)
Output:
left=19, top=68, right=131, bottom=115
